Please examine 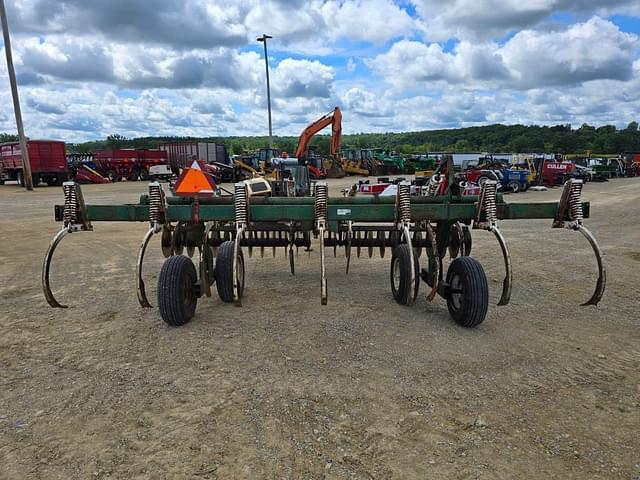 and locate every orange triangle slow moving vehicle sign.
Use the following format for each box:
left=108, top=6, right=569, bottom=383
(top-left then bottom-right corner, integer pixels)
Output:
left=174, top=161, right=217, bottom=196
